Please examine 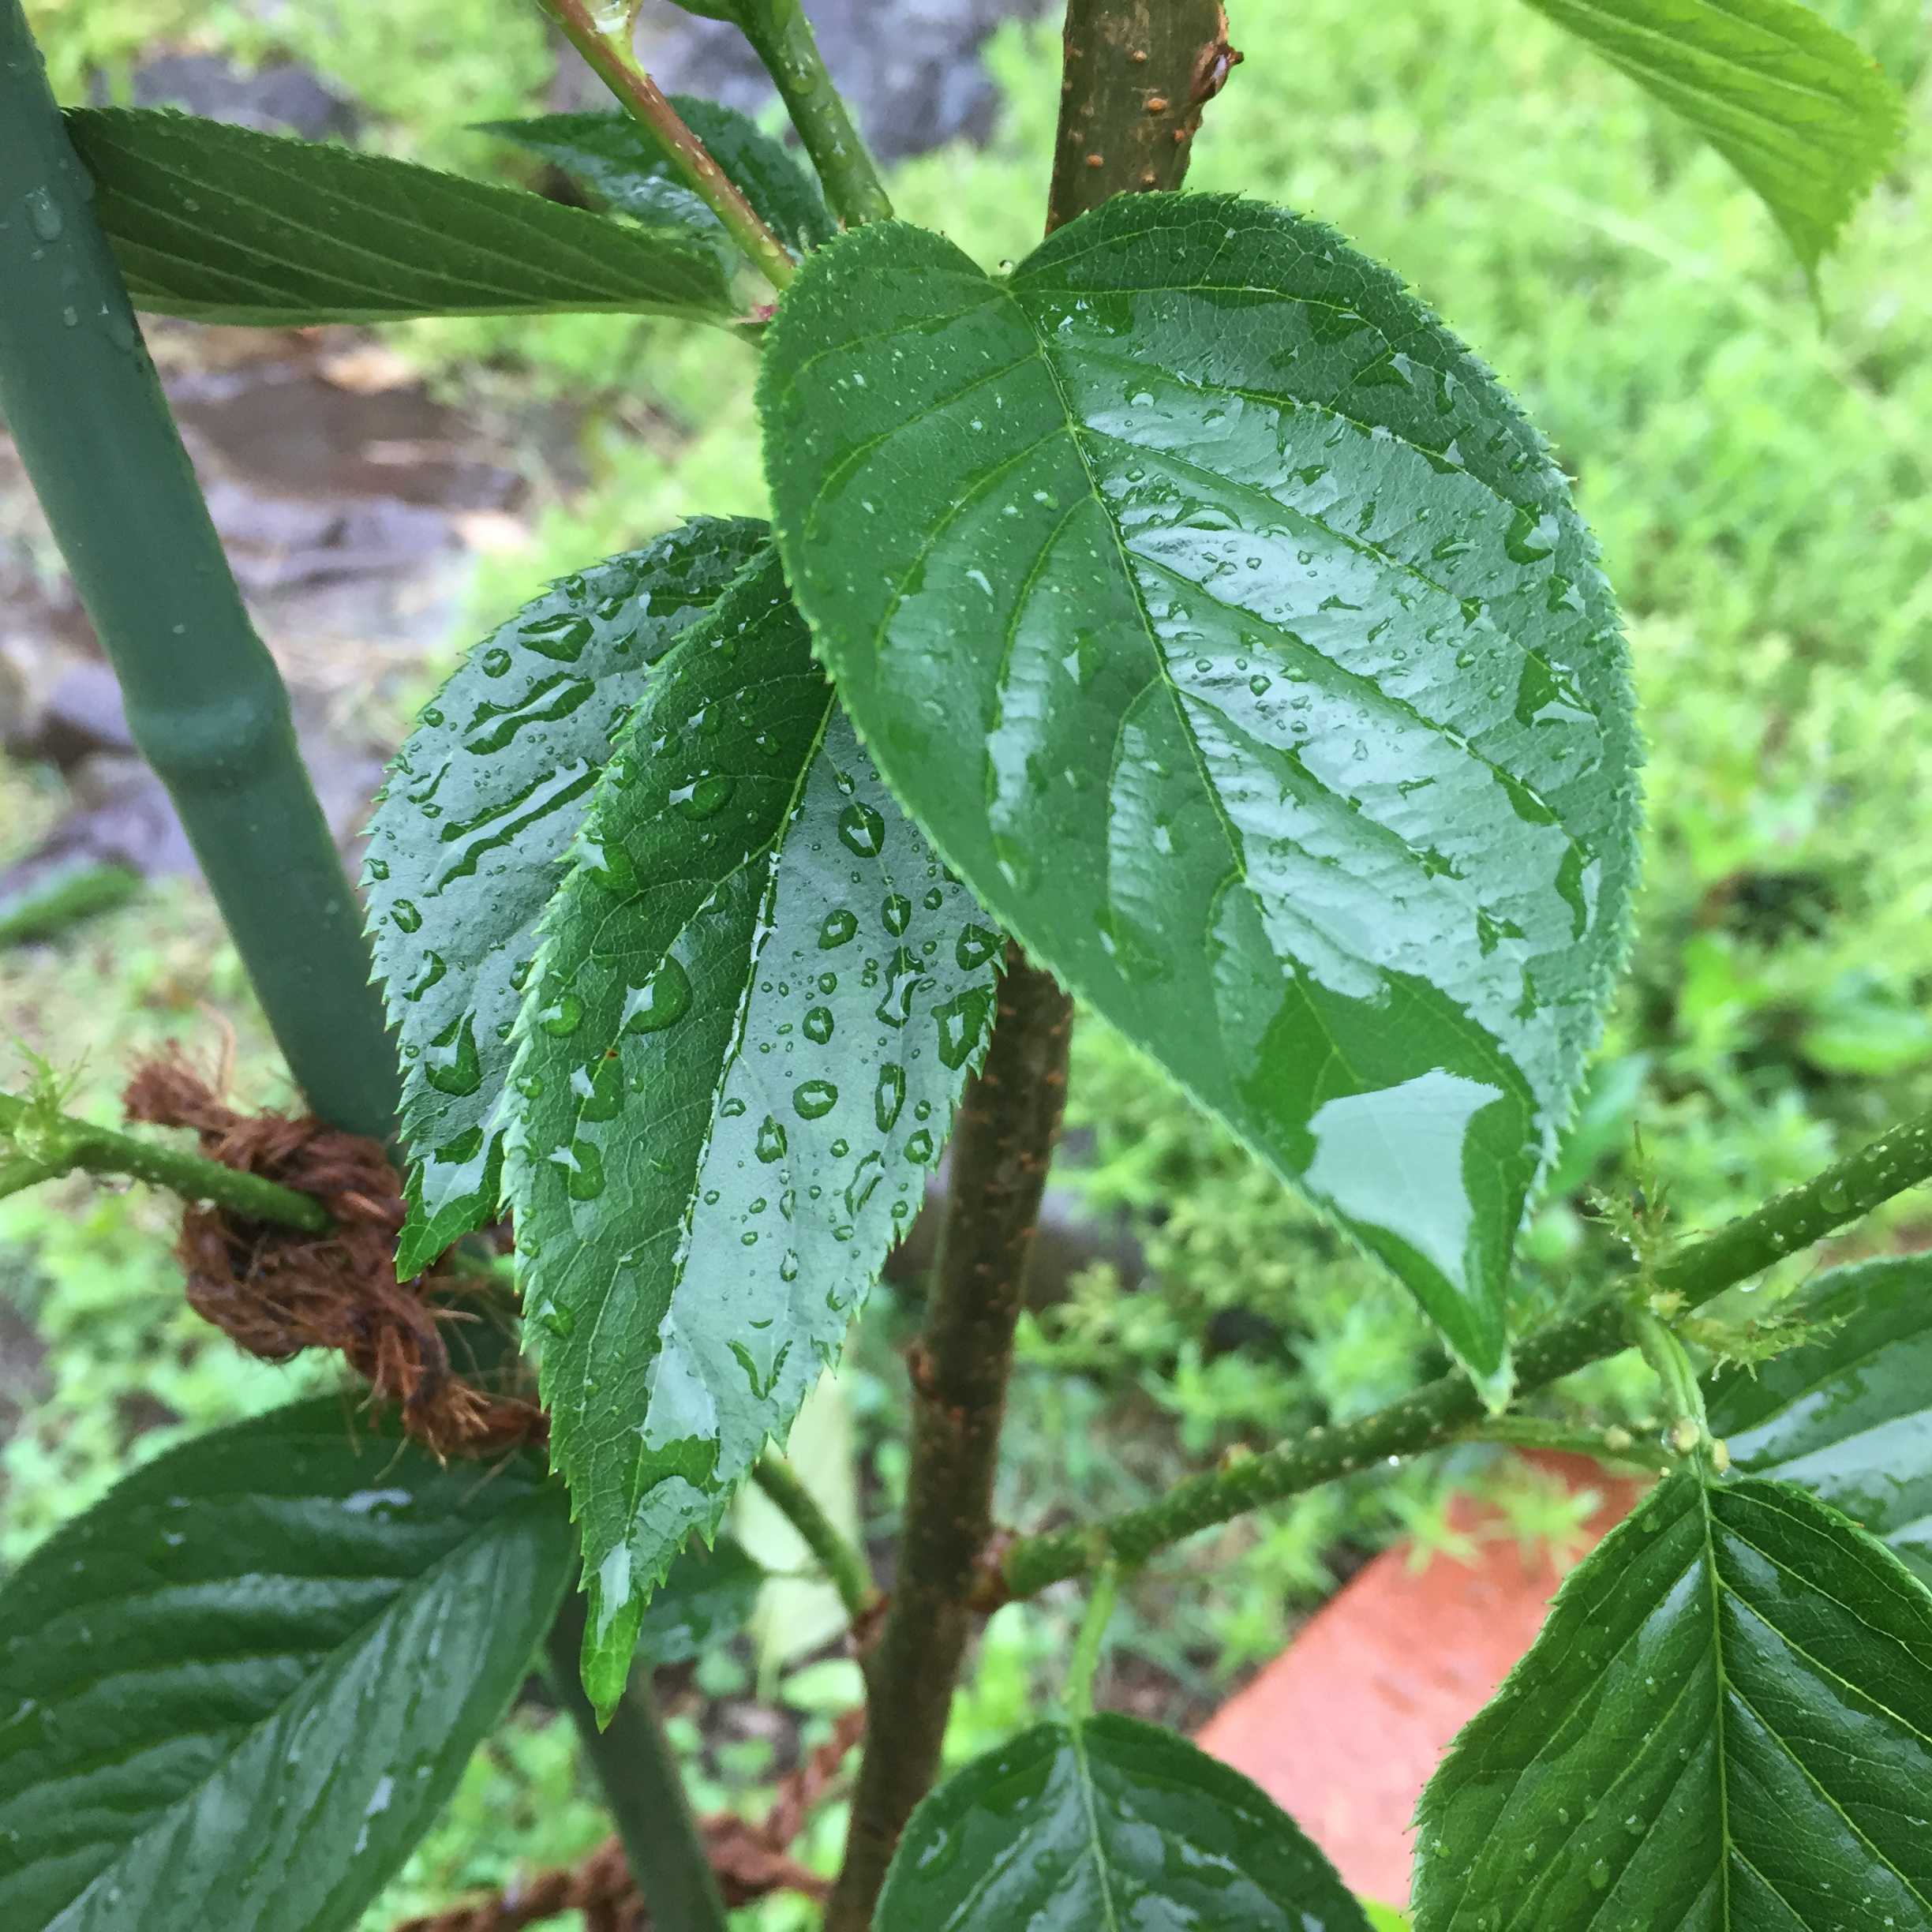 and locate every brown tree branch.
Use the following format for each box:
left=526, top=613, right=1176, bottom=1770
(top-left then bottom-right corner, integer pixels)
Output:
left=1047, top=0, right=1241, bottom=231
left=821, top=952, right=1073, bottom=1929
